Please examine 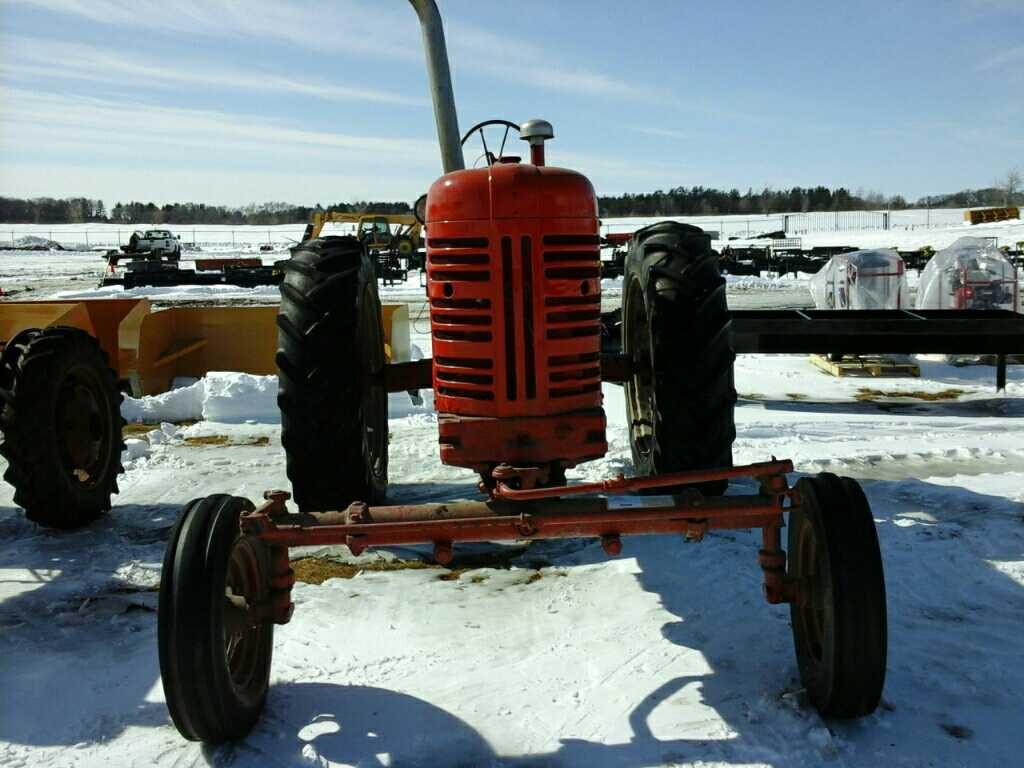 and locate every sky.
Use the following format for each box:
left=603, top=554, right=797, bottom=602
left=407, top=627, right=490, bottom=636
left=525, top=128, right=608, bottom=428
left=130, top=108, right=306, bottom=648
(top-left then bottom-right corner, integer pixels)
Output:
left=0, top=0, right=1022, bottom=208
